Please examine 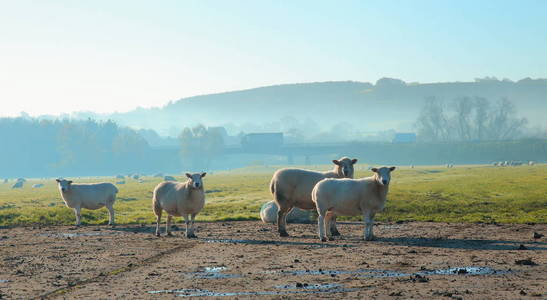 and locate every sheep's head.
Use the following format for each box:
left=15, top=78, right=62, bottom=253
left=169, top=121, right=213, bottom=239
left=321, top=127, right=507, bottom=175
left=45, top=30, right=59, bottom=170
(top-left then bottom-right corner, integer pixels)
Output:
left=332, top=157, right=358, bottom=178
left=56, top=178, right=73, bottom=192
left=371, top=167, right=396, bottom=186
left=185, top=172, right=206, bottom=189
